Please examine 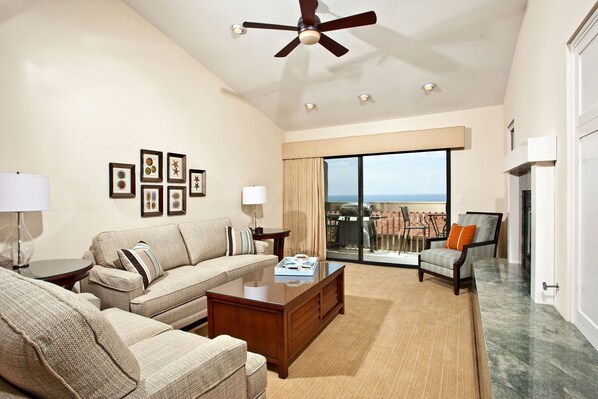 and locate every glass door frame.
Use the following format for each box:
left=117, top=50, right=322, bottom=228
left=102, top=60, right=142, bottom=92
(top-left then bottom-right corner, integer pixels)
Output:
left=325, top=148, right=452, bottom=267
